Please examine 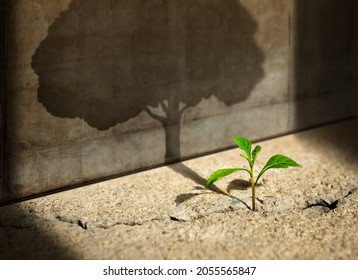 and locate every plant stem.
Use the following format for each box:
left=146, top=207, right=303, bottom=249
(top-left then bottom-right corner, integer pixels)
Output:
left=250, top=173, right=256, bottom=211
left=249, top=162, right=256, bottom=211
